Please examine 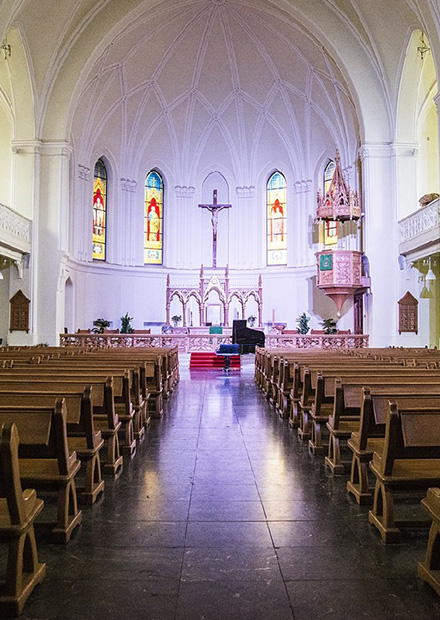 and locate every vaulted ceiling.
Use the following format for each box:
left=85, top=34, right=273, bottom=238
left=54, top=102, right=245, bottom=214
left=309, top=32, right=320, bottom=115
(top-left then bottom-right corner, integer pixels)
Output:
left=1, top=0, right=439, bottom=182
